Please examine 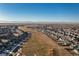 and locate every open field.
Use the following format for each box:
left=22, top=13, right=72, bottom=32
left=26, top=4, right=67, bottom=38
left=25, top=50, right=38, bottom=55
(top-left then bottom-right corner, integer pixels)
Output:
left=19, top=26, right=72, bottom=56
